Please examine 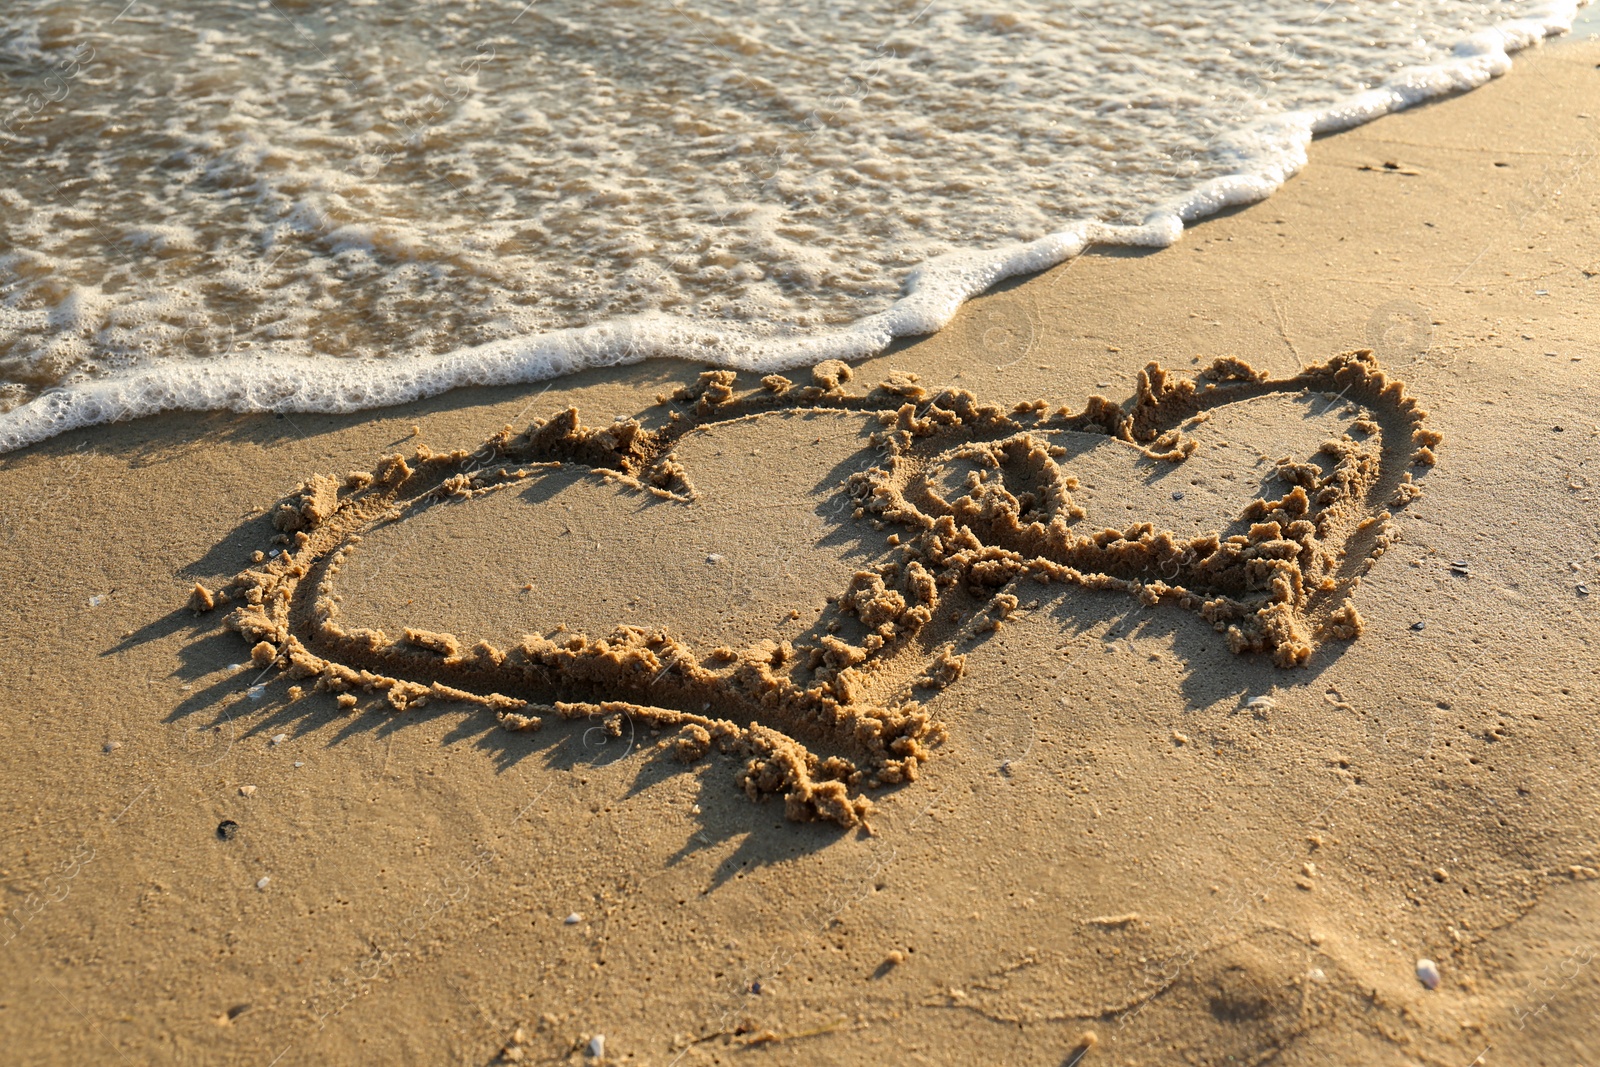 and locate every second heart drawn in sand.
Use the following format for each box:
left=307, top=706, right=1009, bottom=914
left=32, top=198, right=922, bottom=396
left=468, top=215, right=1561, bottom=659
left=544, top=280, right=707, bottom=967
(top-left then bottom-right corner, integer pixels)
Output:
left=207, top=350, right=1438, bottom=828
